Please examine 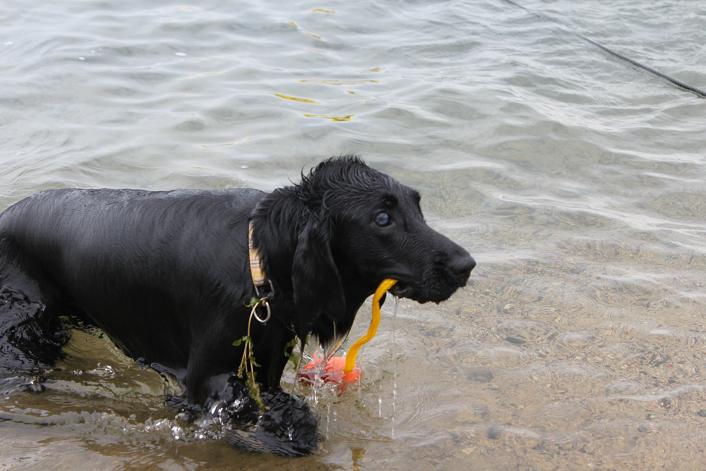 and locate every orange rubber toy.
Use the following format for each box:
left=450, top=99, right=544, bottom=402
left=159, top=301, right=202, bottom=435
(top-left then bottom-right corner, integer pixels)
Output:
left=297, top=278, right=397, bottom=389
